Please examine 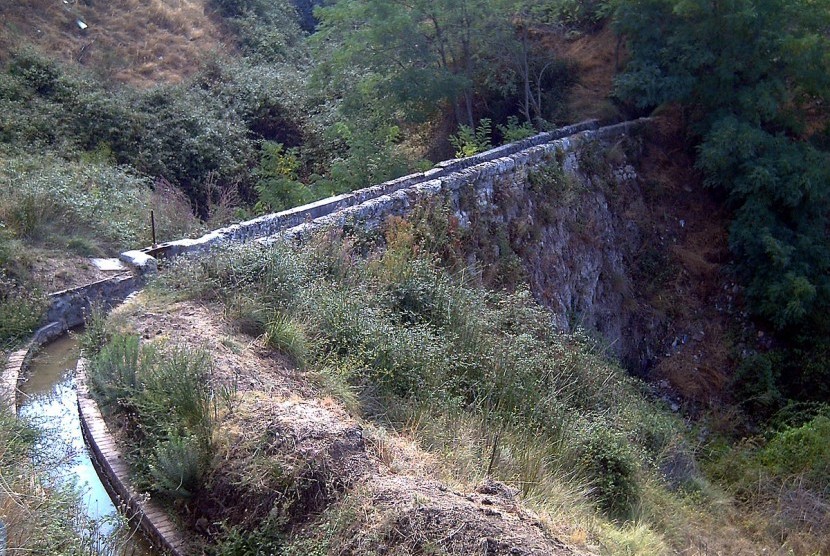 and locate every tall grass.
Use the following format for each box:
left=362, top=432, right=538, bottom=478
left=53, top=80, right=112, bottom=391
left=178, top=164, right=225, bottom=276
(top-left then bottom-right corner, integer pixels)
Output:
left=88, top=335, right=216, bottom=498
